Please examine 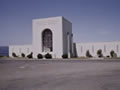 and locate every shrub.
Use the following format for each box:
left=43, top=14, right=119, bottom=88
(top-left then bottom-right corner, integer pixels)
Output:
left=21, top=53, right=25, bottom=57
left=27, top=52, right=33, bottom=59
left=12, top=52, right=17, bottom=57
left=110, top=50, right=115, bottom=58
left=110, top=50, right=117, bottom=58
left=86, top=50, right=92, bottom=58
left=44, top=53, right=52, bottom=59
left=97, top=49, right=103, bottom=58
left=62, top=54, right=68, bottom=59
left=37, top=53, right=43, bottom=59
left=106, top=55, right=110, bottom=58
